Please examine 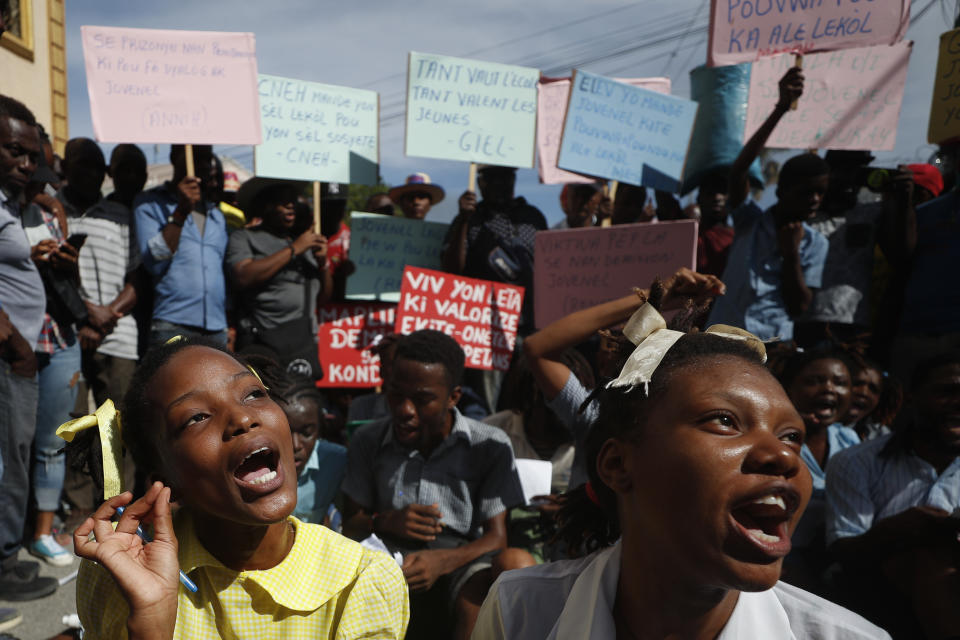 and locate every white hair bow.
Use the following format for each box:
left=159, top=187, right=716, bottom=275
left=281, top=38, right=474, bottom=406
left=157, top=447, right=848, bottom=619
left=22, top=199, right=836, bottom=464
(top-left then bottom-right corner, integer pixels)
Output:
left=606, top=303, right=767, bottom=393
